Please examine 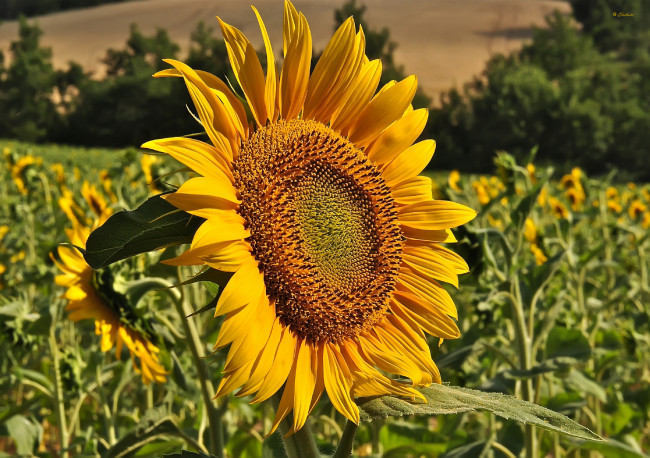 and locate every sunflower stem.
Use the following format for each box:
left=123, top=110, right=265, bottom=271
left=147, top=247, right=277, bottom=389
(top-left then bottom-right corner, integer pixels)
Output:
left=49, top=320, right=69, bottom=458
left=510, top=267, right=537, bottom=458
left=332, top=420, right=358, bottom=458
left=271, top=393, right=320, bottom=458
left=172, top=269, right=223, bottom=456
